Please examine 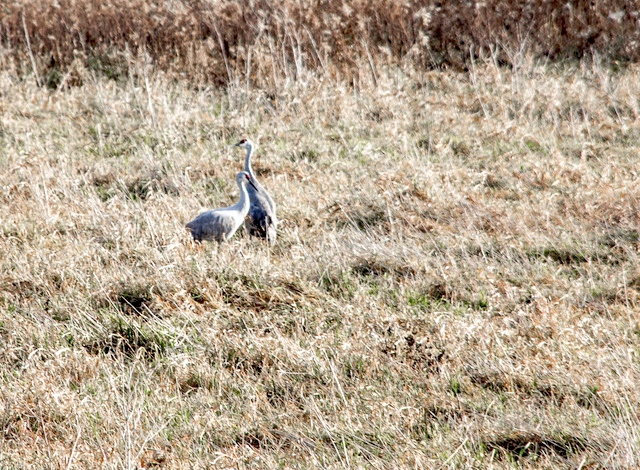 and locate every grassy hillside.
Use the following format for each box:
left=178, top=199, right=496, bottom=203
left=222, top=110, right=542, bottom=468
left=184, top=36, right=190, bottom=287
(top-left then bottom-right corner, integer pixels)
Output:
left=1, top=33, right=640, bottom=469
